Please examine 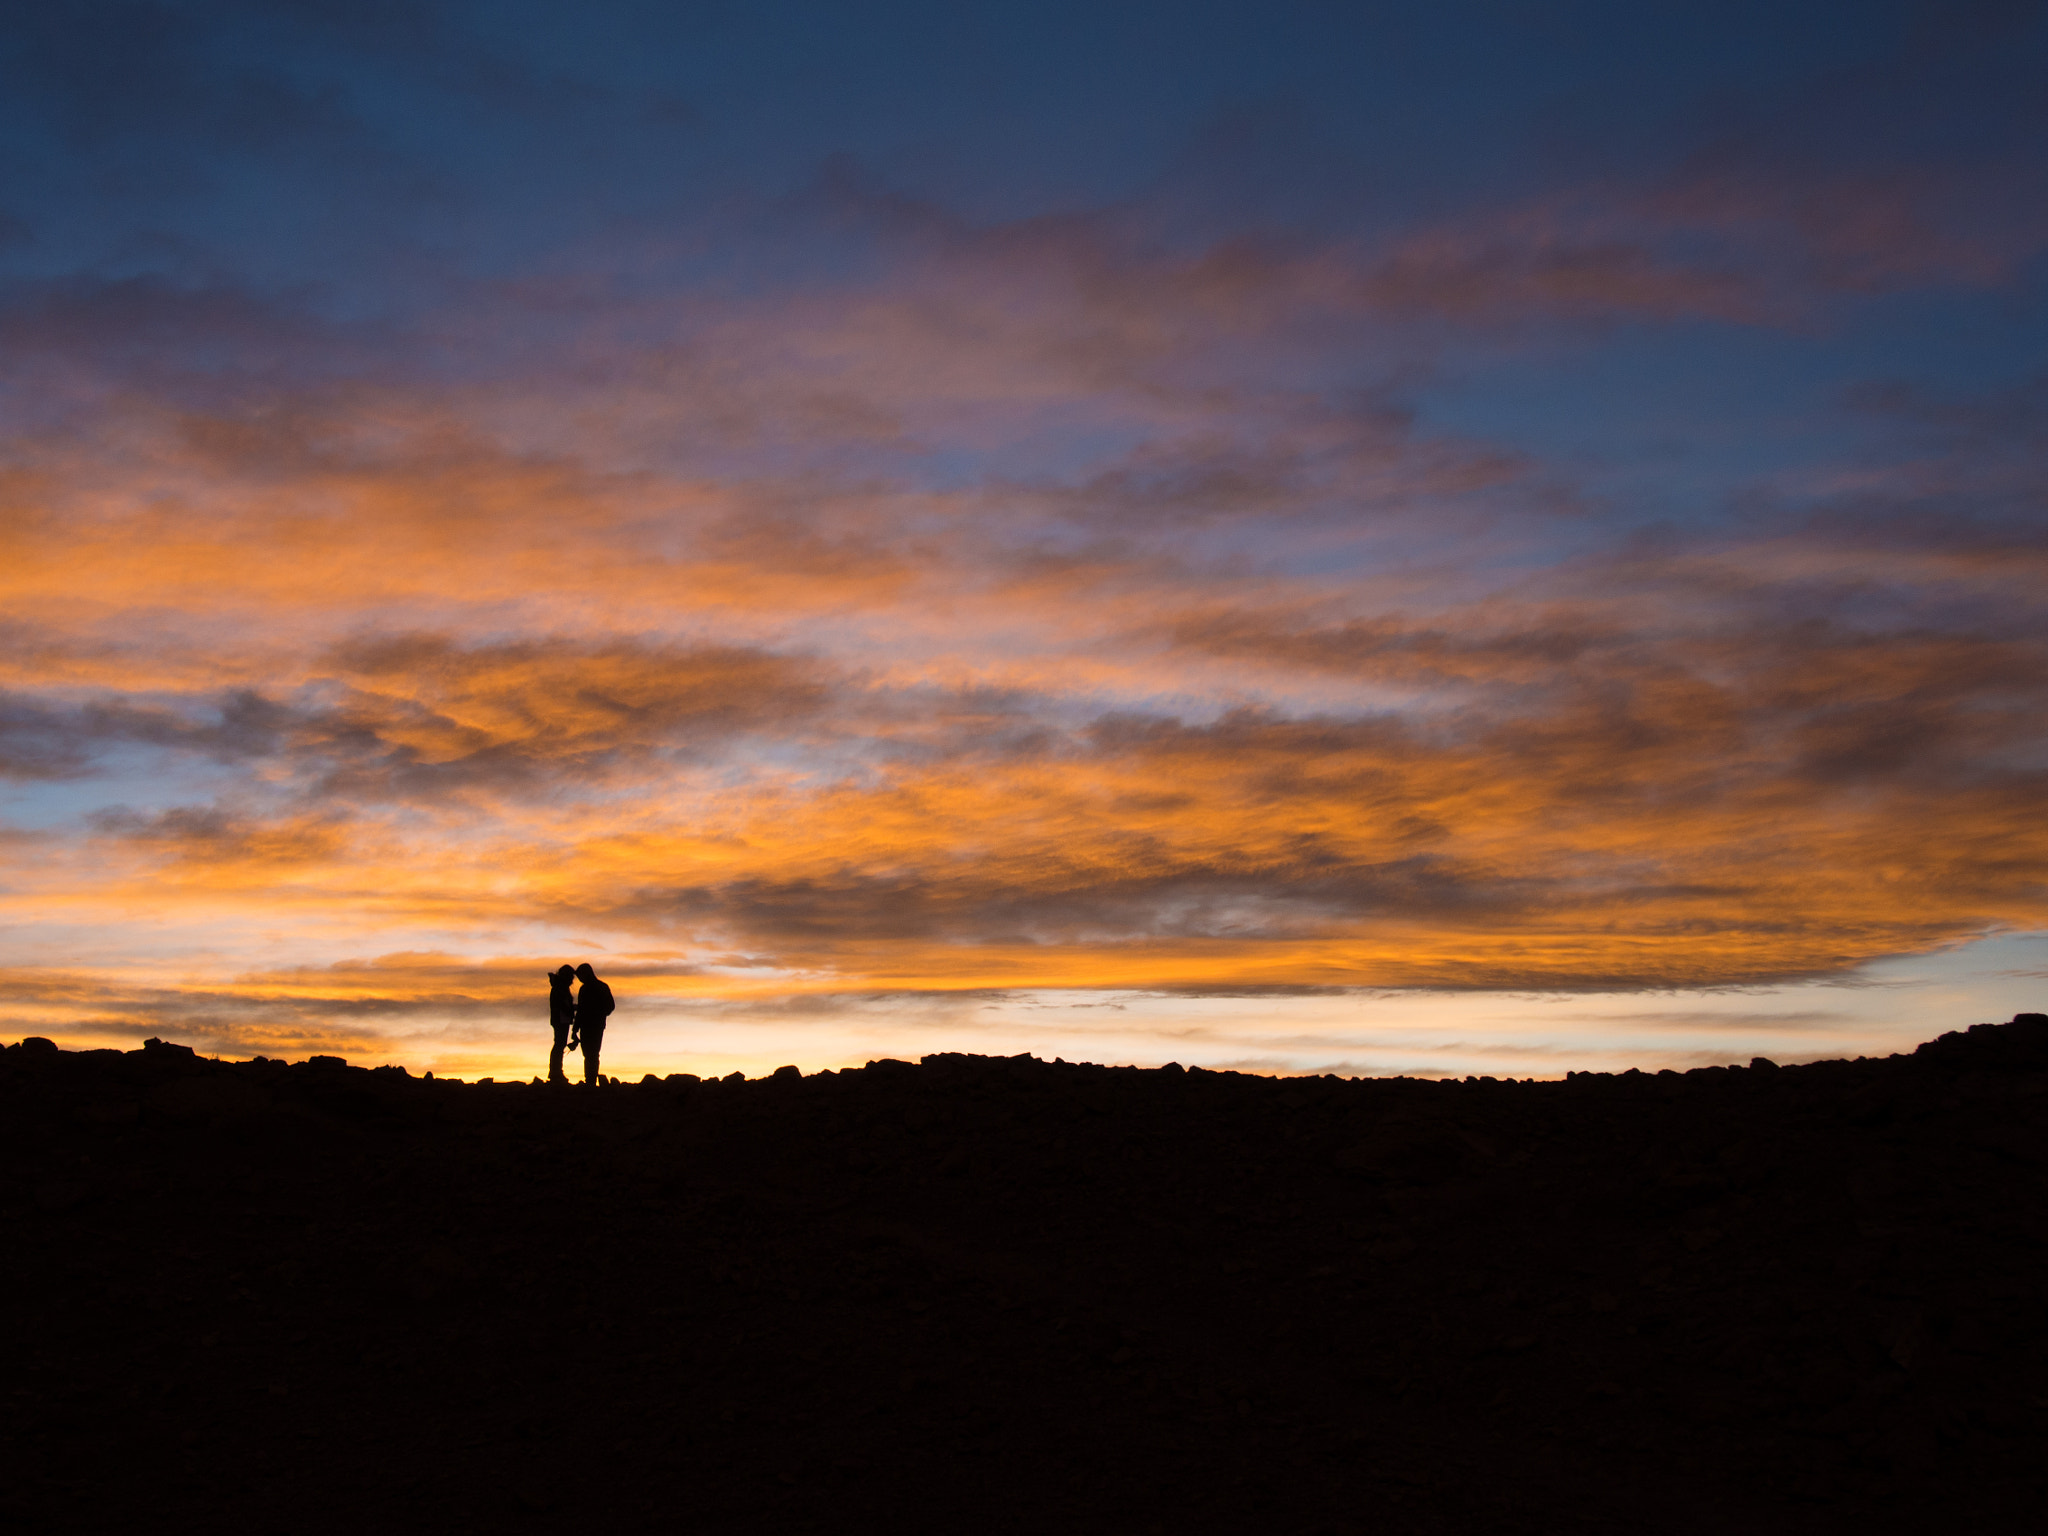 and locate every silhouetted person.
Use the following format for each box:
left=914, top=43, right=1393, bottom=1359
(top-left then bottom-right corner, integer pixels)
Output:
left=546, top=966, right=576, bottom=1084
left=571, top=962, right=615, bottom=1085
